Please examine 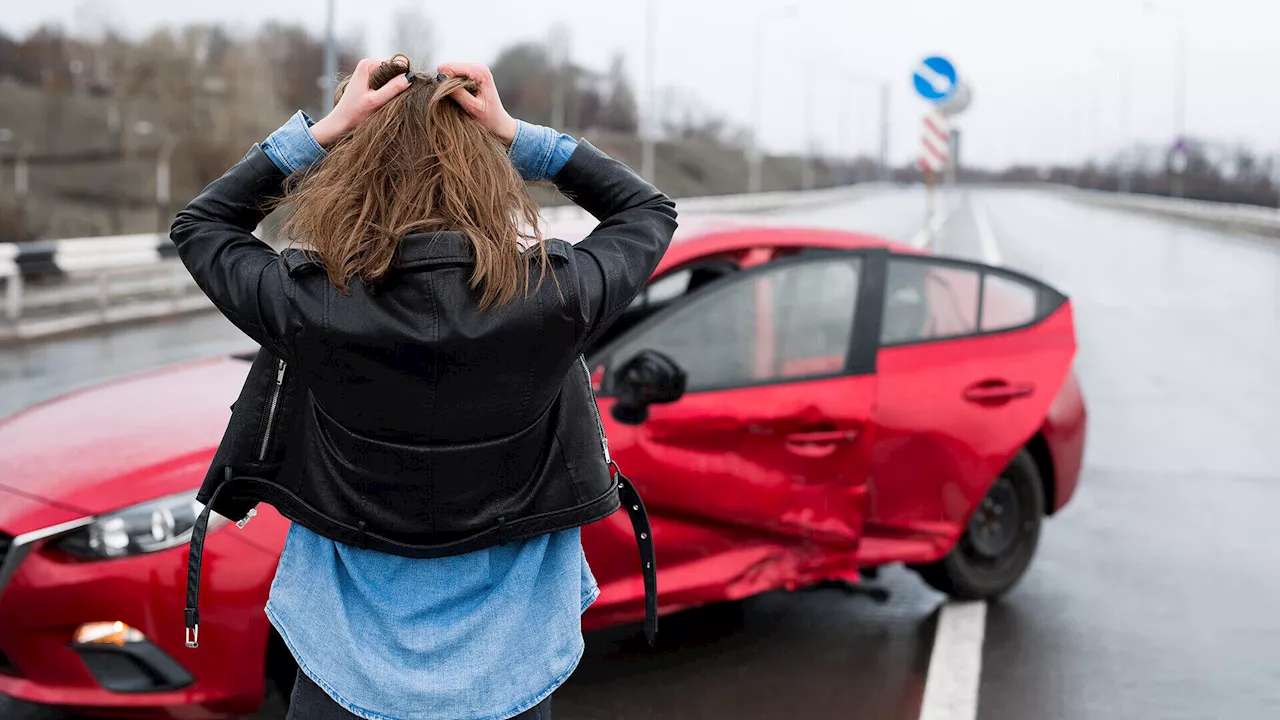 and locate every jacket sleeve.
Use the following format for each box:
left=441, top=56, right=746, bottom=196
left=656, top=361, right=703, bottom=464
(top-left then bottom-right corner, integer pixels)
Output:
left=553, top=140, right=678, bottom=353
left=169, top=145, right=303, bottom=360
